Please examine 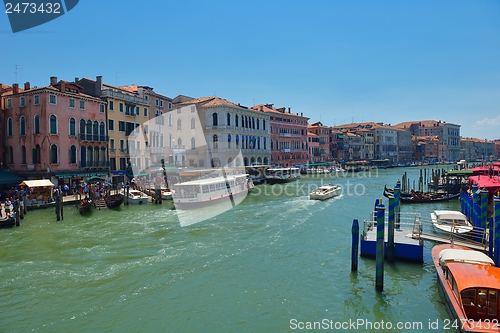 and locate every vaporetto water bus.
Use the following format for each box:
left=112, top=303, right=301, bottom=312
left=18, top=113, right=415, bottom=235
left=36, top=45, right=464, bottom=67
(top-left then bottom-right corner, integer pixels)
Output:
left=172, top=173, right=253, bottom=209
